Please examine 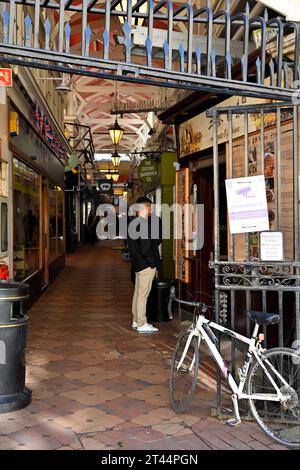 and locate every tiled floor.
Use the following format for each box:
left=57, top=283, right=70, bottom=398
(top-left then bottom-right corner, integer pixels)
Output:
left=0, top=243, right=285, bottom=450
